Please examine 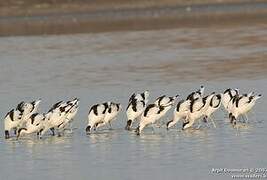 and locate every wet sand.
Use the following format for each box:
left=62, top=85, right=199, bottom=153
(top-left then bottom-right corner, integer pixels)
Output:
left=1, top=1, right=267, bottom=36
